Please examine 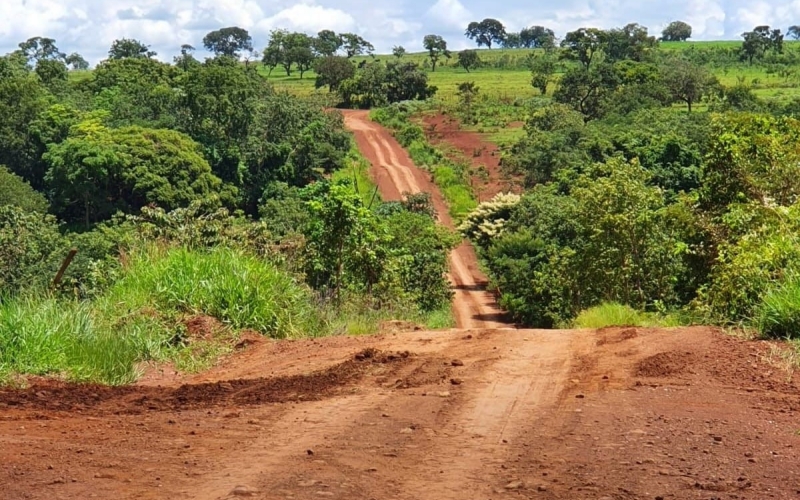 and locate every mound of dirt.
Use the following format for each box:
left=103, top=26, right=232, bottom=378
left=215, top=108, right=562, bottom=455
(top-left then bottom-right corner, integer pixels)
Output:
left=635, top=350, right=694, bottom=378
left=0, top=349, right=413, bottom=415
